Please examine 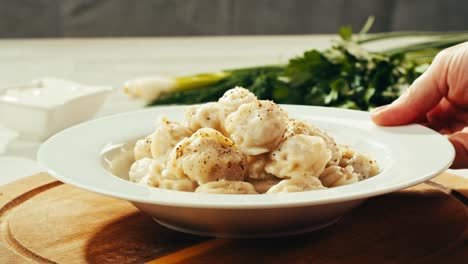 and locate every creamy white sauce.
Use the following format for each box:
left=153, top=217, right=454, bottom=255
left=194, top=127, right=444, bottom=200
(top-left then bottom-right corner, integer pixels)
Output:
left=101, top=141, right=136, bottom=180
left=0, top=78, right=112, bottom=108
